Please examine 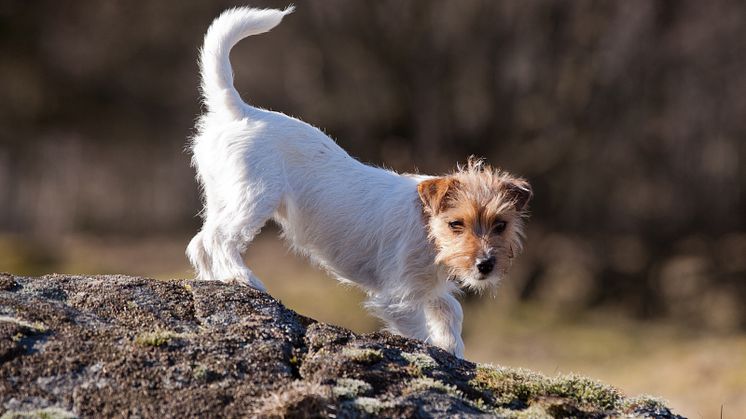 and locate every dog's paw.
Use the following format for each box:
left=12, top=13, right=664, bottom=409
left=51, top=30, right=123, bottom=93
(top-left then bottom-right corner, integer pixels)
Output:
left=223, top=275, right=268, bottom=293
left=429, top=334, right=465, bottom=359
